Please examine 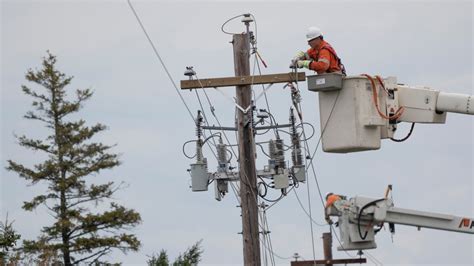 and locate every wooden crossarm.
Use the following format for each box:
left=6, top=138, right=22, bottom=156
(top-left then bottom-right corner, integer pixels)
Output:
left=180, top=72, right=306, bottom=90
